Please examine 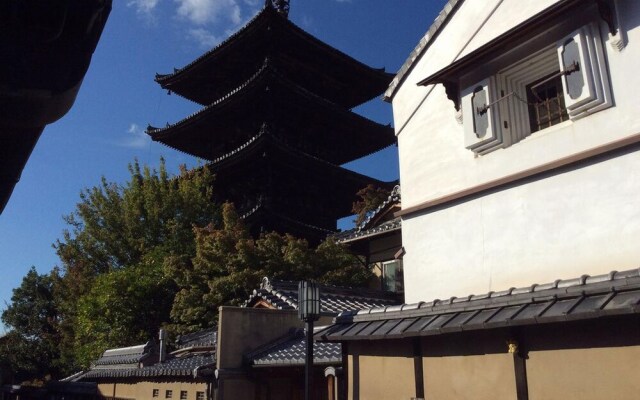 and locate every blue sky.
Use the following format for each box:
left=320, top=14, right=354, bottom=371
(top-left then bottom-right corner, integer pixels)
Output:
left=0, top=0, right=446, bottom=324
